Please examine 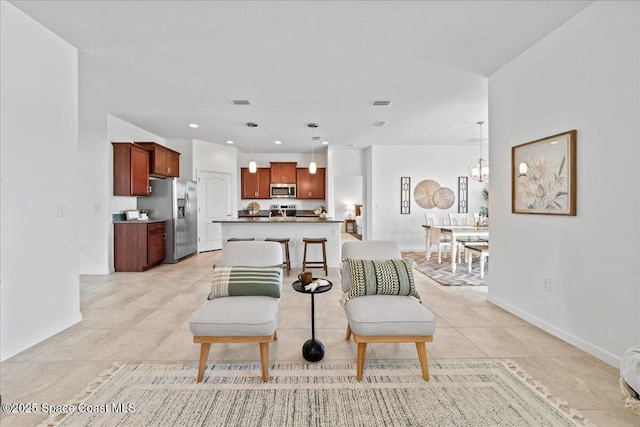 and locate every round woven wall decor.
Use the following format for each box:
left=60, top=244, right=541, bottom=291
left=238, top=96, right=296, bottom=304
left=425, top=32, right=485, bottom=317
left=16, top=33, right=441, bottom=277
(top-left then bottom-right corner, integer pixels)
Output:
left=413, top=179, right=441, bottom=209
left=433, top=187, right=455, bottom=209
